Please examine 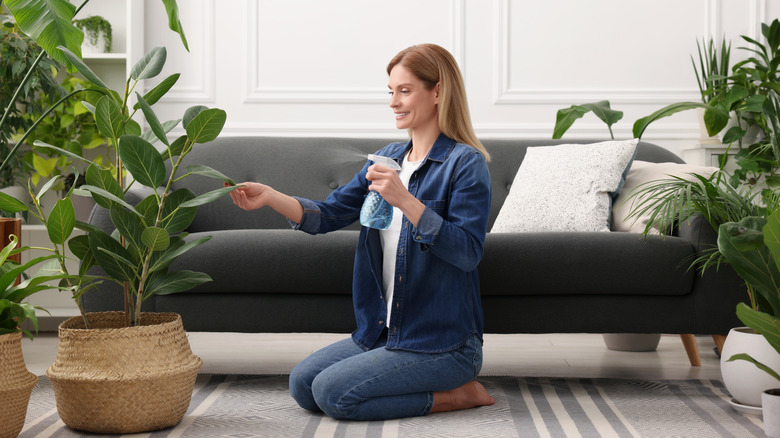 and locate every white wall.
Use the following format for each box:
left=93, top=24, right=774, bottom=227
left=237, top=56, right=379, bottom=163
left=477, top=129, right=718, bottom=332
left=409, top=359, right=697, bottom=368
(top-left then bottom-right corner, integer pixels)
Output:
left=140, top=0, right=779, bottom=158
